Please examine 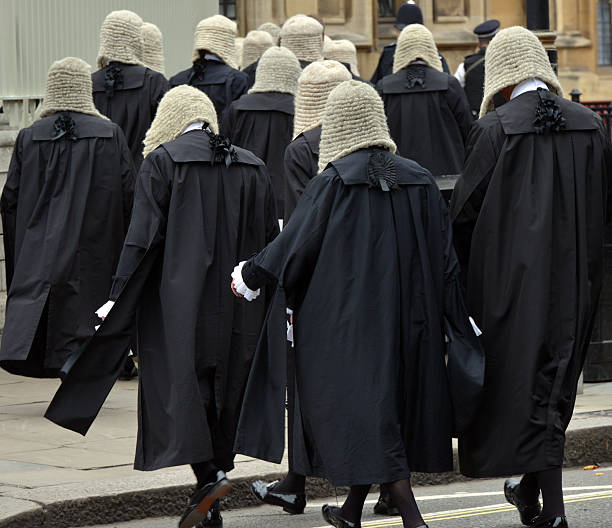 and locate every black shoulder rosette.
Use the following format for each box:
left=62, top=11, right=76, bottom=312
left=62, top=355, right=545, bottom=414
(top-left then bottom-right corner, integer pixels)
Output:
left=205, top=129, right=239, bottom=167
left=368, top=149, right=398, bottom=191
left=52, top=113, right=77, bottom=141
left=533, top=88, right=566, bottom=135
left=104, top=63, right=124, bottom=98
left=405, top=64, right=426, bottom=89
left=189, top=58, right=207, bottom=84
